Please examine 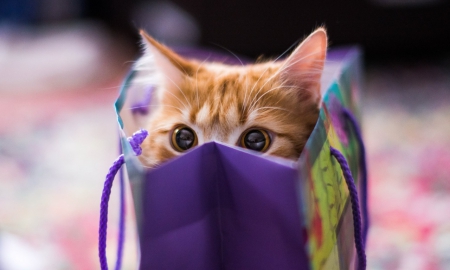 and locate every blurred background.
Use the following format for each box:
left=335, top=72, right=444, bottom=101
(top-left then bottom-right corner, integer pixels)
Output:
left=0, top=0, right=450, bottom=269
